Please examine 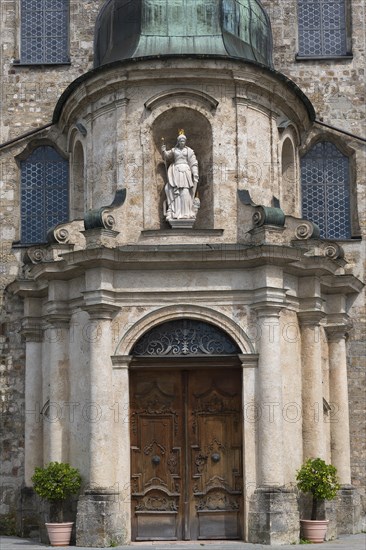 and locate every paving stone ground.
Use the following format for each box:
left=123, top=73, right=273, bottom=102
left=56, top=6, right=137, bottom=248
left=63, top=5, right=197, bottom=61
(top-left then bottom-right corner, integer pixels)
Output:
left=1, top=535, right=365, bottom=550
